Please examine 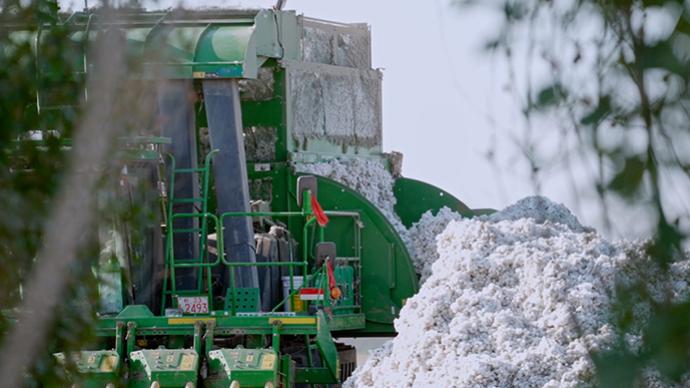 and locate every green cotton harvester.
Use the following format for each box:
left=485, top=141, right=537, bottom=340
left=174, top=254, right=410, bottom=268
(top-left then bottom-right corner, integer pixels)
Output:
left=10, top=8, right=478, bottom=387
